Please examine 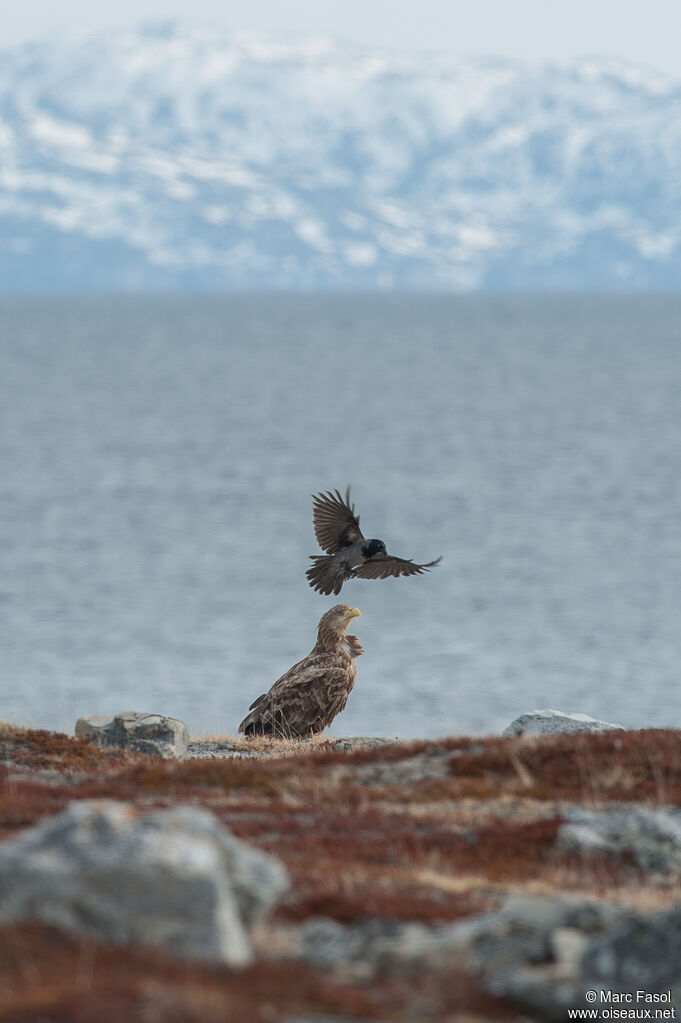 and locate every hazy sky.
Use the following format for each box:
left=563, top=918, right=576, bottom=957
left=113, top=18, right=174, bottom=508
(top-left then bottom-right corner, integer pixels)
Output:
left=2, top=0, right=680, bottom=74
